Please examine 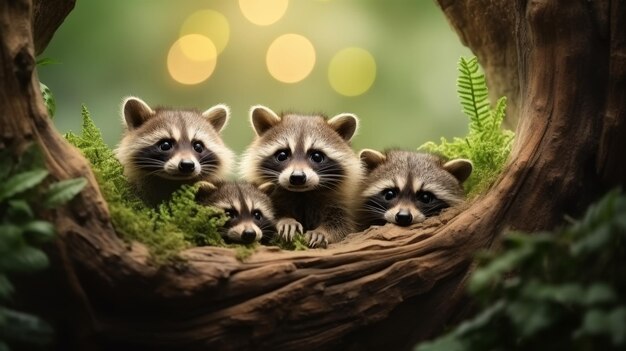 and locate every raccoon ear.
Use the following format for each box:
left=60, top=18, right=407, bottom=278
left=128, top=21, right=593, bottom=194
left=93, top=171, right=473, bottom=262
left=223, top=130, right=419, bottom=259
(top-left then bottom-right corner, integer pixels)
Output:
left=359, top=149, right=386, bottom=171
left=250, top=105, right=281, bottom=136
left=122, top=97, right=155, bottom=130
left=257, top=182, right=275, bottom=195
left=202, top=104, right=230, bottom=133
left=195, top=181, right=218, bottom=203
left=328, top=113, right=359, bottom=141
left=443, top=159, right=473, bottom=183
